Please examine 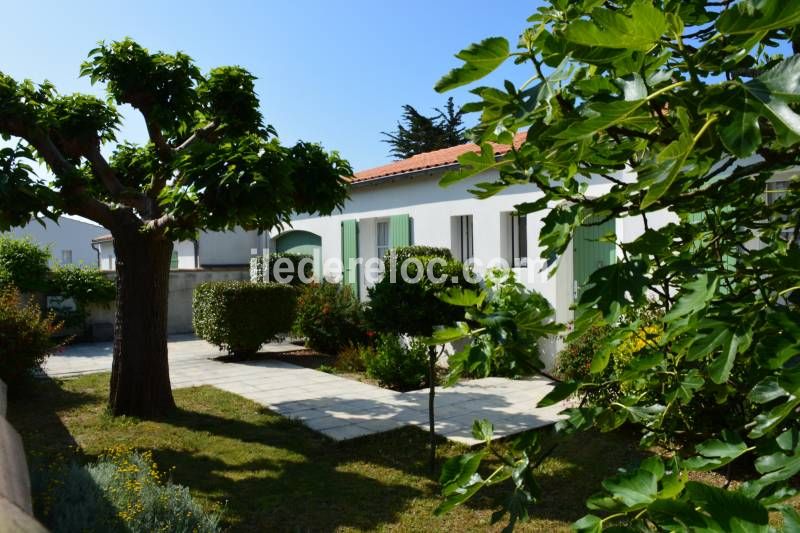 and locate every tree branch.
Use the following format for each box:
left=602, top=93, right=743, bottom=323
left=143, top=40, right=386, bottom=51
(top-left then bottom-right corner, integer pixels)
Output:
left=84, top=144, right=150, bottom=212
left=175, top=121, right=218, bottom=152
